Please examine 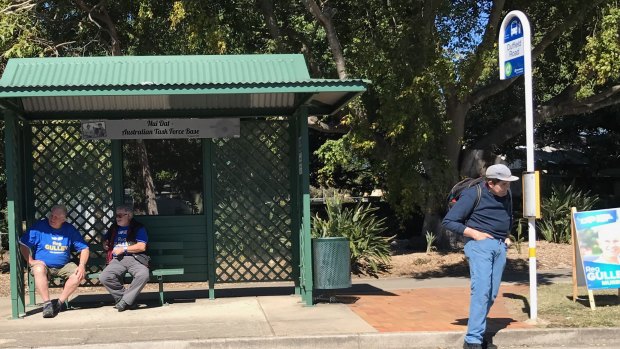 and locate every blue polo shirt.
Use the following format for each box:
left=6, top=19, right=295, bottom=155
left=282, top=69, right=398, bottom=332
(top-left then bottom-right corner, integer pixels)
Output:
left=19, top=218, right=89, bottom=268
left=442, top=184, right=513, bottom=240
